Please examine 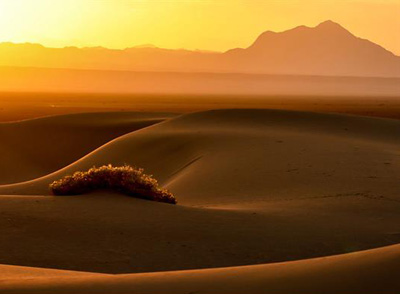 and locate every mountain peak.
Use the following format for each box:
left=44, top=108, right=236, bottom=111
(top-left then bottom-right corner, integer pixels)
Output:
left=318, top=20, right=339, bottom=26
left=315, top=20, right=348, bottom=32
left=249, top=20, right=351, bottom=50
